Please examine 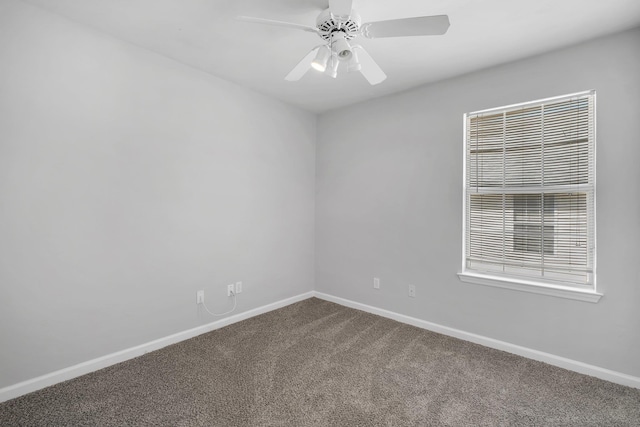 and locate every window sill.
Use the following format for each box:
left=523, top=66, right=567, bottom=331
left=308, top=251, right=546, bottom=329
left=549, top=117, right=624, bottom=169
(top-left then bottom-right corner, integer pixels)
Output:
left=457, top=272, right=603, bottom=303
